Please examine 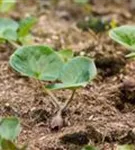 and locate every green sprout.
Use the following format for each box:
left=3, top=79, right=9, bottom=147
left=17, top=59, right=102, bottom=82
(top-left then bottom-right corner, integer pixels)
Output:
left=9, top=45, right=97, bottom=129
left=0, top=117, right=26, bottom=150
left=109, top=25, right=135, bottom=59
left=0, top=17, right=36, bottom=48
